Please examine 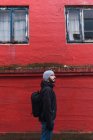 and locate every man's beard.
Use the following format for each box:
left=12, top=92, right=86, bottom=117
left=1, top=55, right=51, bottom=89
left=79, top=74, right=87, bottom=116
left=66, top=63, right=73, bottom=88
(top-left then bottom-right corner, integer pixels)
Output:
left=49, top=78, right=55, bottom=83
